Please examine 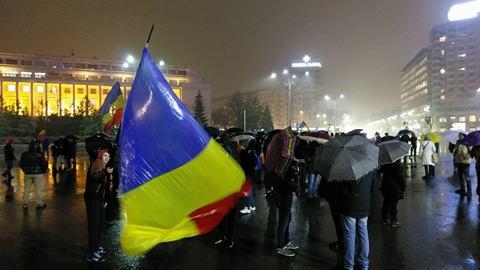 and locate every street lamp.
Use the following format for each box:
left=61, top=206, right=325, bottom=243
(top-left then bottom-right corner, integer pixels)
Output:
left=122, top=62, right=129, bottom=68
left=269, top=70, right=295, bottom=127
left=323, top=94, right=345, bottom=129
left=126, top=55, right=135, bottom=64
left=159, top=60, right=165, bottom=66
